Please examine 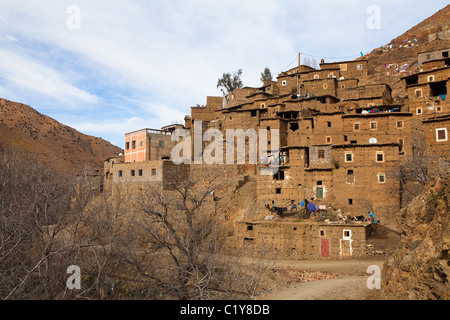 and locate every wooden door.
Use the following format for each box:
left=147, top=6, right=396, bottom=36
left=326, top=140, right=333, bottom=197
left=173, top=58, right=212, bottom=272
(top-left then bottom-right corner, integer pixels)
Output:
left=321, top=239, right=330, bottom=258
